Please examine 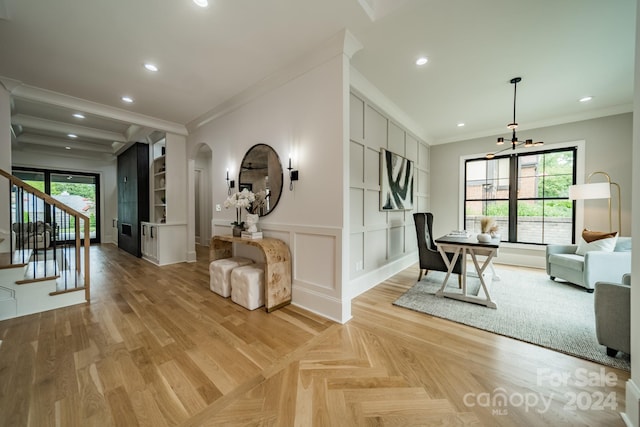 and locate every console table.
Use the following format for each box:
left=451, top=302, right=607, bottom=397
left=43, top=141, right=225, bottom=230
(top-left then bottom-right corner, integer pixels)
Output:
left=210, top=235, right=292, bottom=312
left=434, top=235, right=500, bottom=308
